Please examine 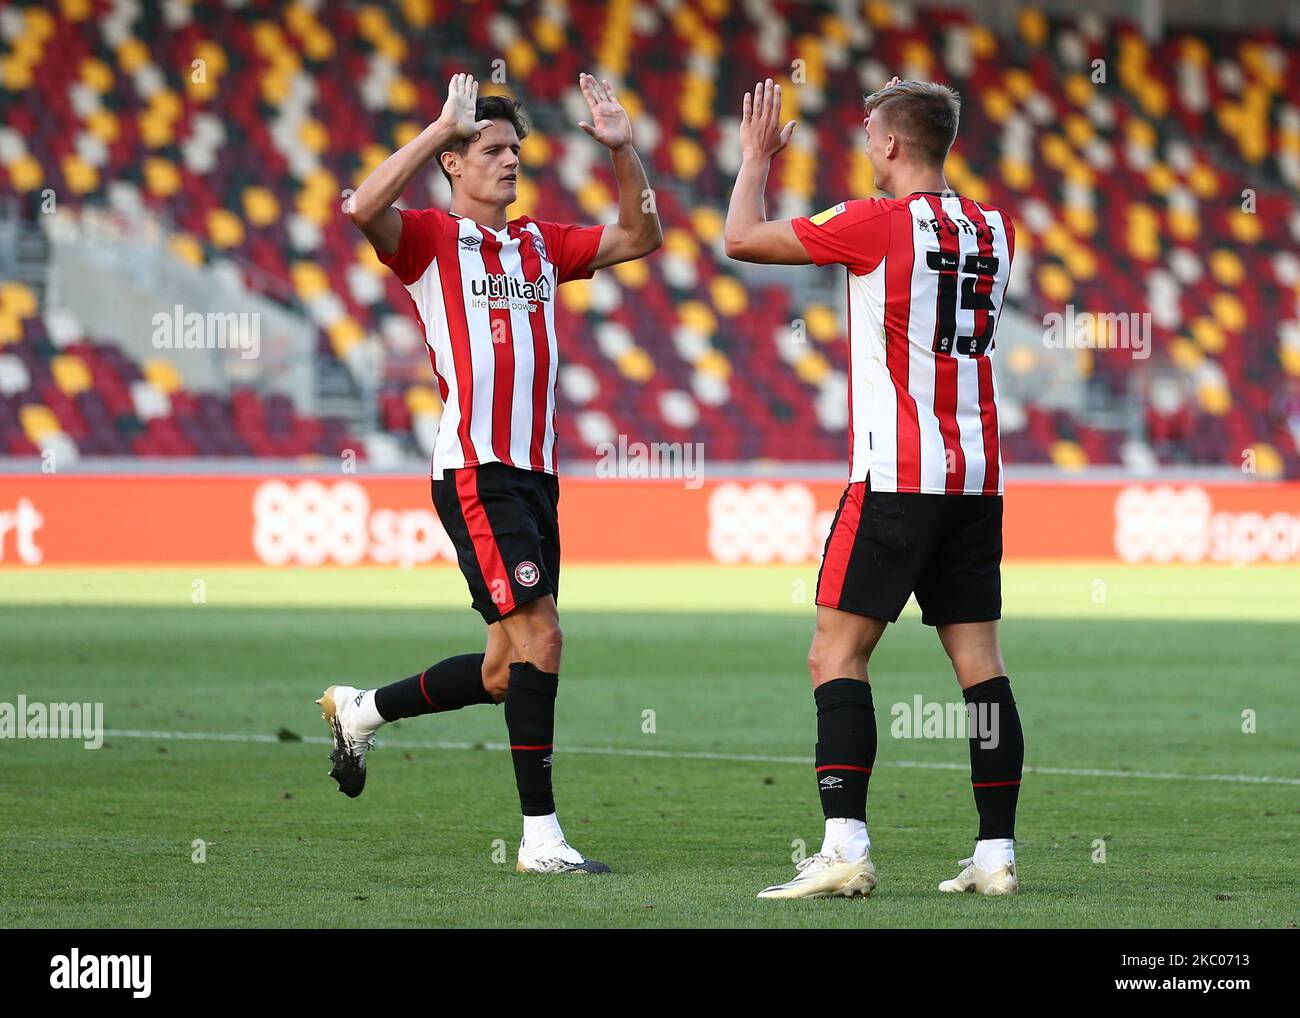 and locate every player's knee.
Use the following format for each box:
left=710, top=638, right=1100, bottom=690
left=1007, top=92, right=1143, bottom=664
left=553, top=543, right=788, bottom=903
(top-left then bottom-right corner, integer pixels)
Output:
left=524, top=620, right=563, bottom=672
left=948, top=648, right=1004, bottom=684
left=807, top=647, right=842, bottom=686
